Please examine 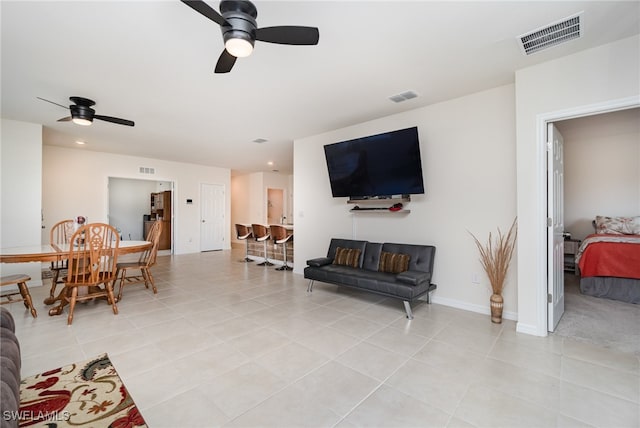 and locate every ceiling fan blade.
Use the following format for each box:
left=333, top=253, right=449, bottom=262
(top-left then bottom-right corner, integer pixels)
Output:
left=180, top=0, right=228, bottom=26
left=94, top=115, right=135, bottom=127
left=57, top=116, right=72, bottom=122
left=255, top=26, right=319, bottom=45
left=215, top=49, right=237, bottom=73
left=38, top=97, right=69, bottom=110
